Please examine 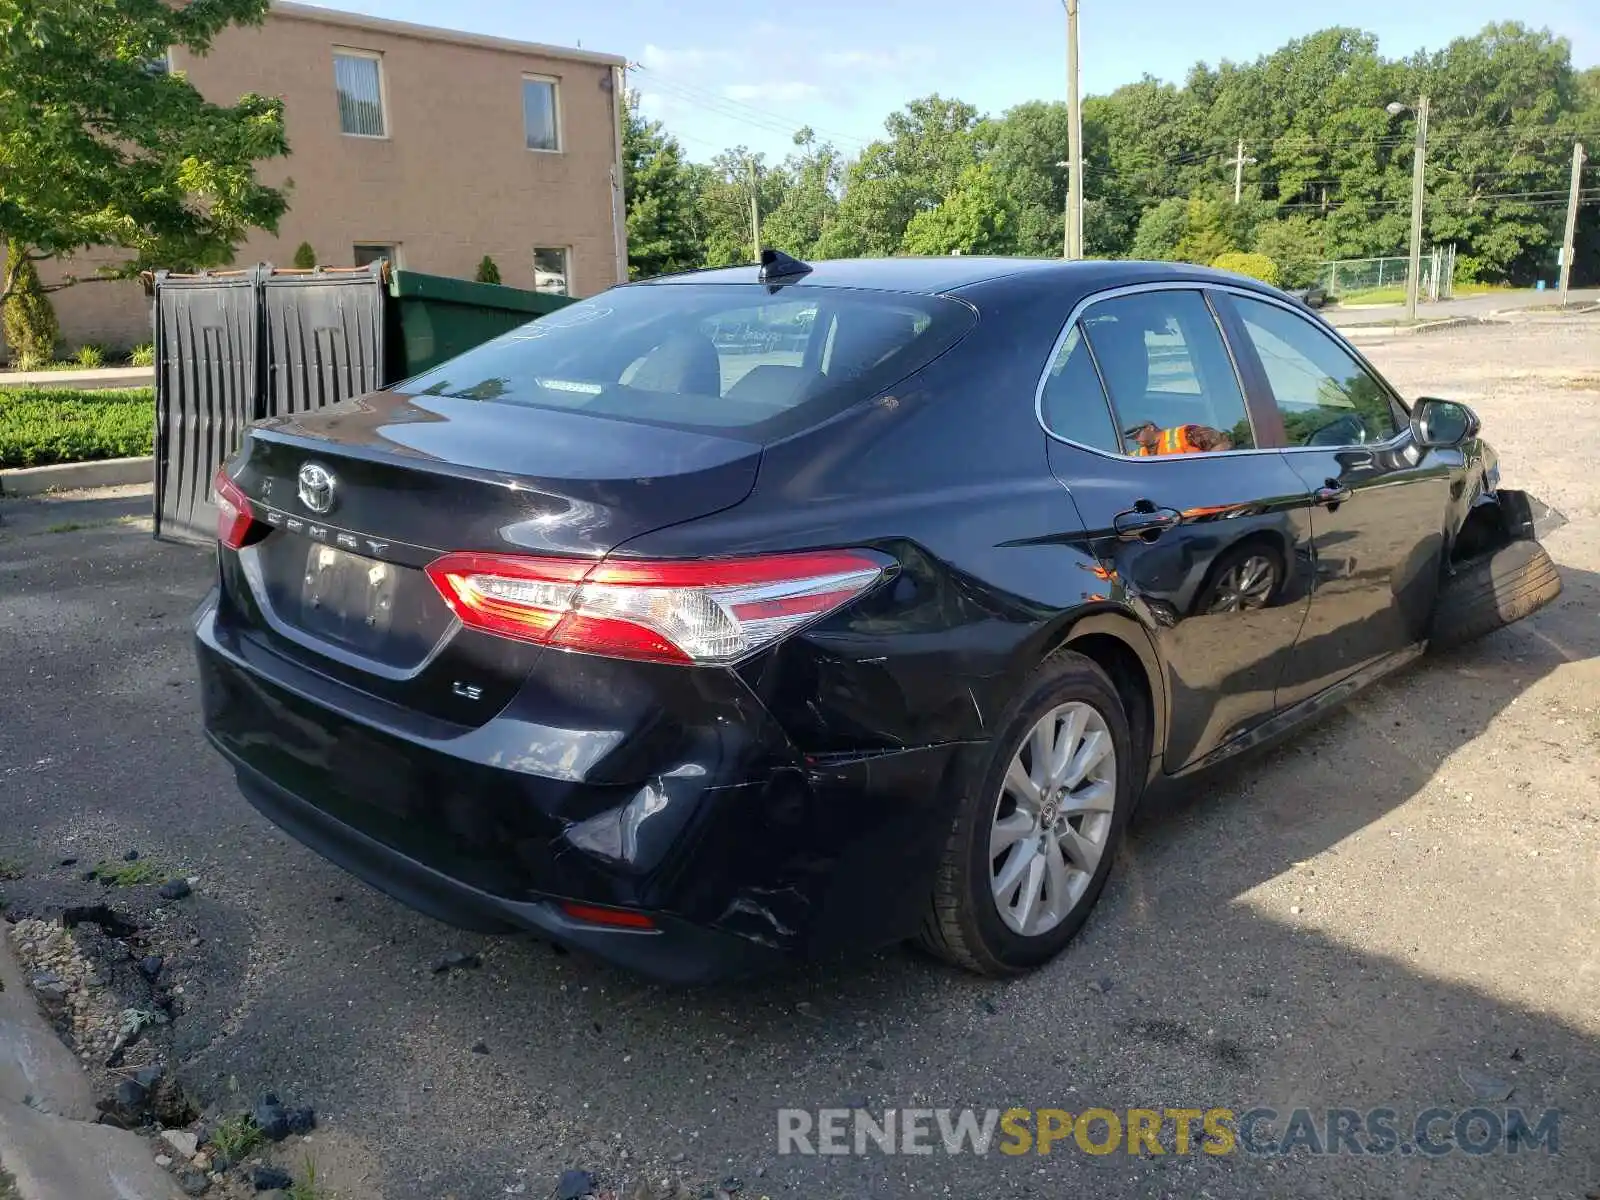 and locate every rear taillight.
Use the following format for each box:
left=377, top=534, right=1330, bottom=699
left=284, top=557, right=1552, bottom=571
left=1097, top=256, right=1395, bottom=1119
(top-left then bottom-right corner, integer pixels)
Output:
left=424, top=549, right=888, bottom=665
left=213, top=466, right=257, bottom=550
